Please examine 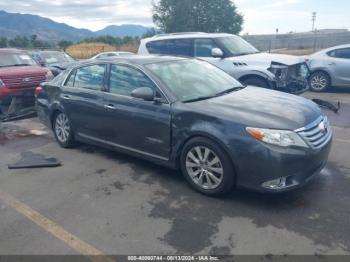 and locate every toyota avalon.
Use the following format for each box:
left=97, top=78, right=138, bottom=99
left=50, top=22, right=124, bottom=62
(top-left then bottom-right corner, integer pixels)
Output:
left=36, top=56, right=332, bottom=196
